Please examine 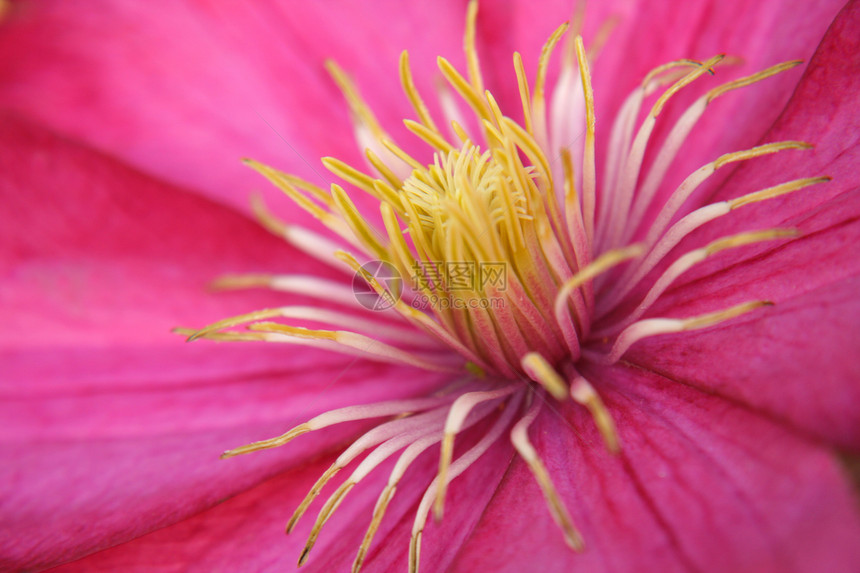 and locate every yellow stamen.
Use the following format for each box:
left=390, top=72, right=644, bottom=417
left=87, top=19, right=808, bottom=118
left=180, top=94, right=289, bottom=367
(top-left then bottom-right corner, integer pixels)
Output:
left=438, top=57, right=491, bottom=123
left=326, top=60, right=387, bottom=140
left=381, top=137, right=425, bottom=171
left=707, top=60, right=803, bottom=103
left=323, top=156, right=400, bottom=206
left=244, top=159, right=352, bottom=240
left=570, top=376, right=619, bottom=453
left=521, top=352, right=568, bottom=400
left=248, top=322, right=459, bottom=372
left=450, top=120, right=471, bottom=145
left=299, top=481, right=356, bottom=566
left=208, top=273, right=274, bottom=291
left=185, top=308, right=288, bottom=342
left=652, top=55, right=725, bottom=117
left=532, top=22, right=570, bottom=144
left=365, top=147, right=404, bottom=190
left=555, top=245, right=643, bottom=316
left=704, top=228, right=799, bottom=256
left=464, top=0, right=484, bottom=95
left=574, top=36, right=596, bottom=244
left=683, top=300, right=773, bottom=330
left=713, top=141, right=813, bottom=169
left=642, top=59, right=709, bottom=89
left=433, top=432, right=455, bottom=520
left=399, top=50, right=441, bottom=134
left=286, top=465, right=342, bottom=533
left=728, top=177, right=830, bottom=209
left=587, top=14, right=620, bottom=60
left=330, top=183, right=389, bottom=259
left=250, top=193, right=287, bottom=236
left=221, top=423, right=311, bottom=459
left=172, top=327, right=268, bottom=343
left=353, top=484, right=397, bottom=573
left=524, top=456, right=584, bottom=551
left=408, top=530, right=423, bottom=573
left=511, top=407, right=584, bottom=551
left=513, top=52, right=535, bottom=136
left=404, top=118, right=457, bottom=153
